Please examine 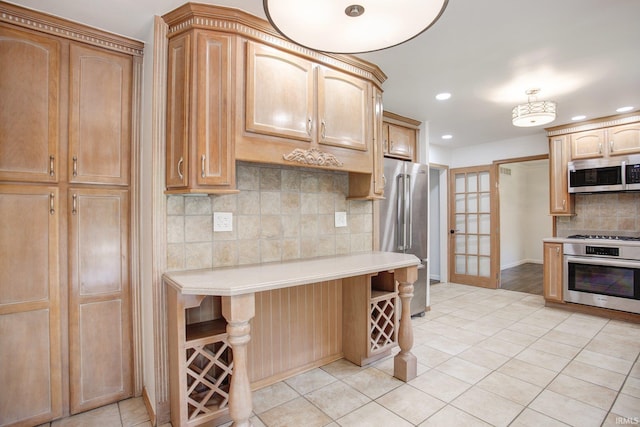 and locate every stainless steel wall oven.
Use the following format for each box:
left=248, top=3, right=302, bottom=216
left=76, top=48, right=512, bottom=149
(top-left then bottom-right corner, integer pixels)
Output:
left=564, top=236, right=640, bottom=314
